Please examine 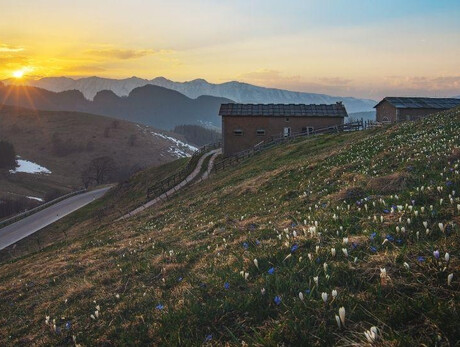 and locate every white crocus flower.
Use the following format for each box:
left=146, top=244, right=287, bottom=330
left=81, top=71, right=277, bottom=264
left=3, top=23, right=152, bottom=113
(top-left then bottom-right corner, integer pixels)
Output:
left=331, top=248, right=336, bottom=257
left=321, top=292, right=328, bottom=303
left=299, top=292, right=304, bottom=301
left=253, top=259, right=259, bottom=269
left=342, top=248, right=348, bottom=257
left=335, top=315, right=341, bottom=328
left=448, top=273, right=453, bottom=286
left=445, top=253, right=450, bottom=262
left=403, top=262, right=410, bottom=270
left=339, top=307, right=346, bottom=327
left=313, top=276, right=319, bottom=286
left=332, top=289, right=338, bottom=299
